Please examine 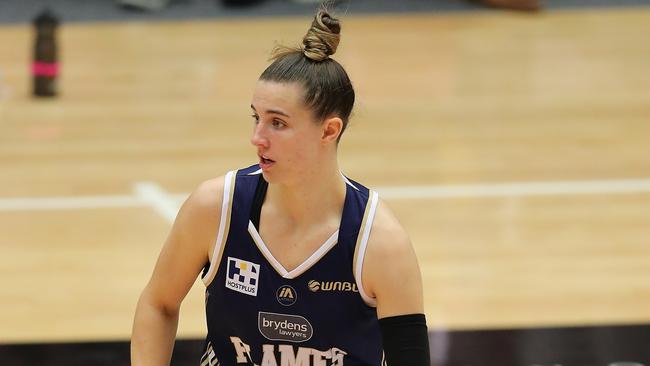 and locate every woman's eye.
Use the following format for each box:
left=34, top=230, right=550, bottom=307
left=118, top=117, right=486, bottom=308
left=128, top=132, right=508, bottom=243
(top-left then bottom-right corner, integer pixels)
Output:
left=251, top=114, right=259, bottom=123
left=272, top=119, right=285, bottom=128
